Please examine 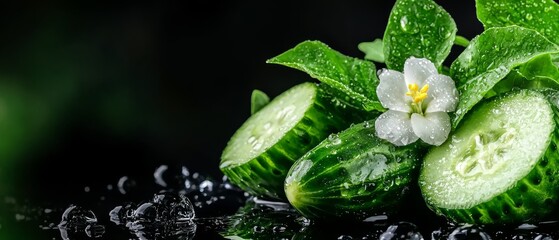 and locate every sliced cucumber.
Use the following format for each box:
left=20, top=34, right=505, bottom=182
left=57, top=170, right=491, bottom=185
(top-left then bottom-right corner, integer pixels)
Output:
left=419, top=89, right=559, bottom=225
left=284, top=120, right=423, bottom=220
left=220, top=82, right=369, bottom=200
